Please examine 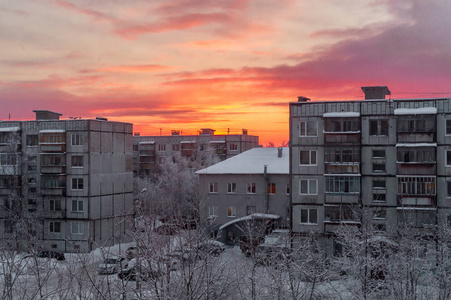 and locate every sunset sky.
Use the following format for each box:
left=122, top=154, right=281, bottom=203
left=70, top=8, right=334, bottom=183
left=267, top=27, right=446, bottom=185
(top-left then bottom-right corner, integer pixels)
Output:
left=2, top=0, right=451, bottom=145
